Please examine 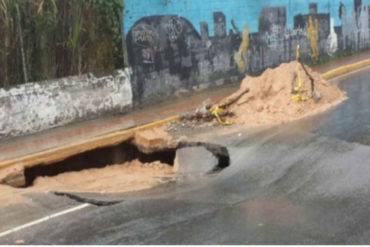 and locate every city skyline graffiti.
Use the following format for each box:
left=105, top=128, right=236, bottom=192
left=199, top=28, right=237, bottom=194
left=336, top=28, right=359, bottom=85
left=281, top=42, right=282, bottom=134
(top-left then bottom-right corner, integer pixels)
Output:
left=124, top=0, right=370, bottom=35
left=125, top=0, right=370, bottom=106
